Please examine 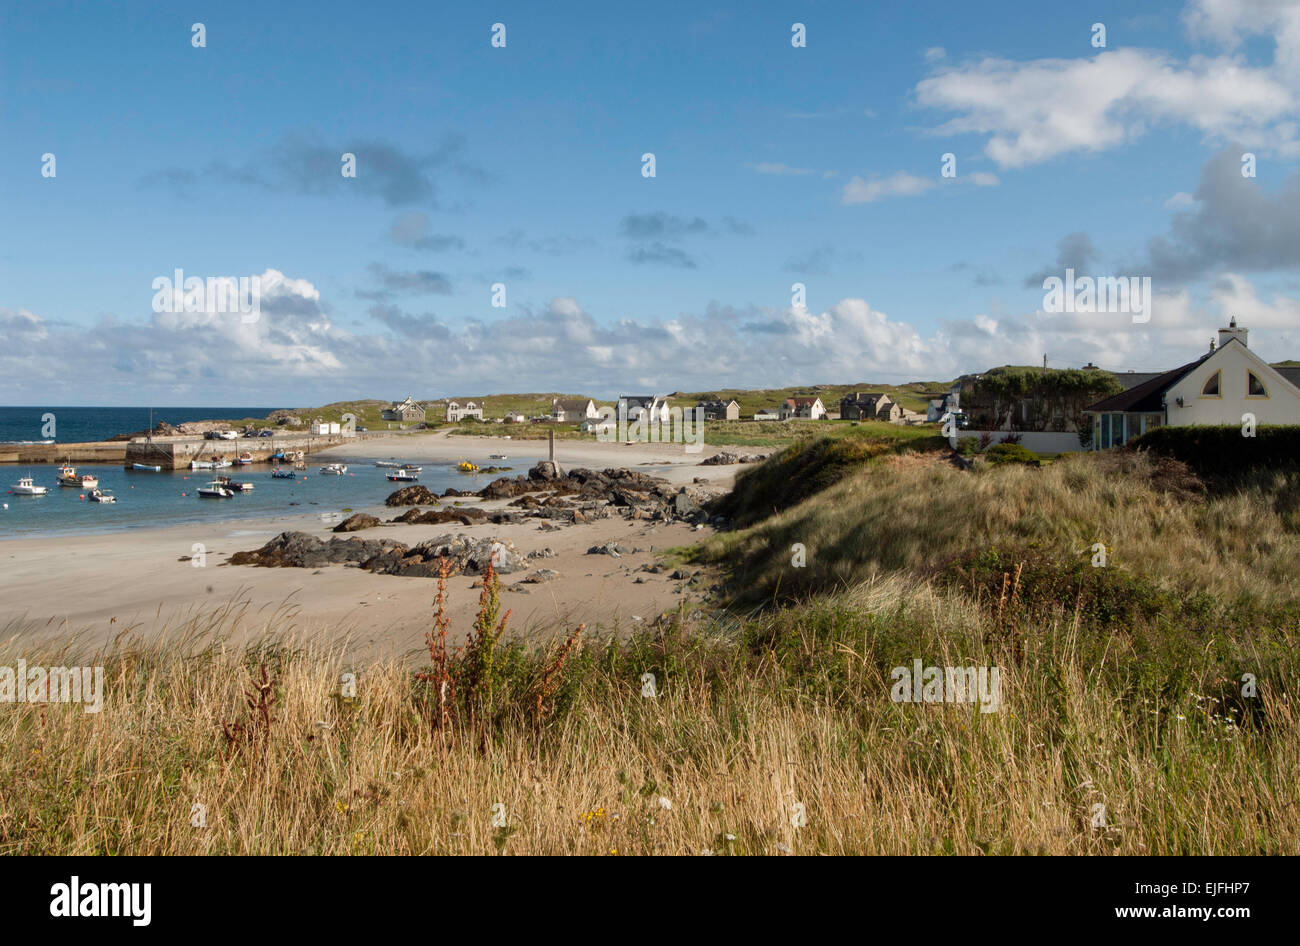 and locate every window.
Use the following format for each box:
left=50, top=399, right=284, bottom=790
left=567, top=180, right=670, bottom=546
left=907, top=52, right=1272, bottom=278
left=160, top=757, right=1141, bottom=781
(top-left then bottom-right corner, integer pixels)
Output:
left=1201, top=371, right=1221, bottom=397
left=1248, top=372, right=1268, bottom=397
